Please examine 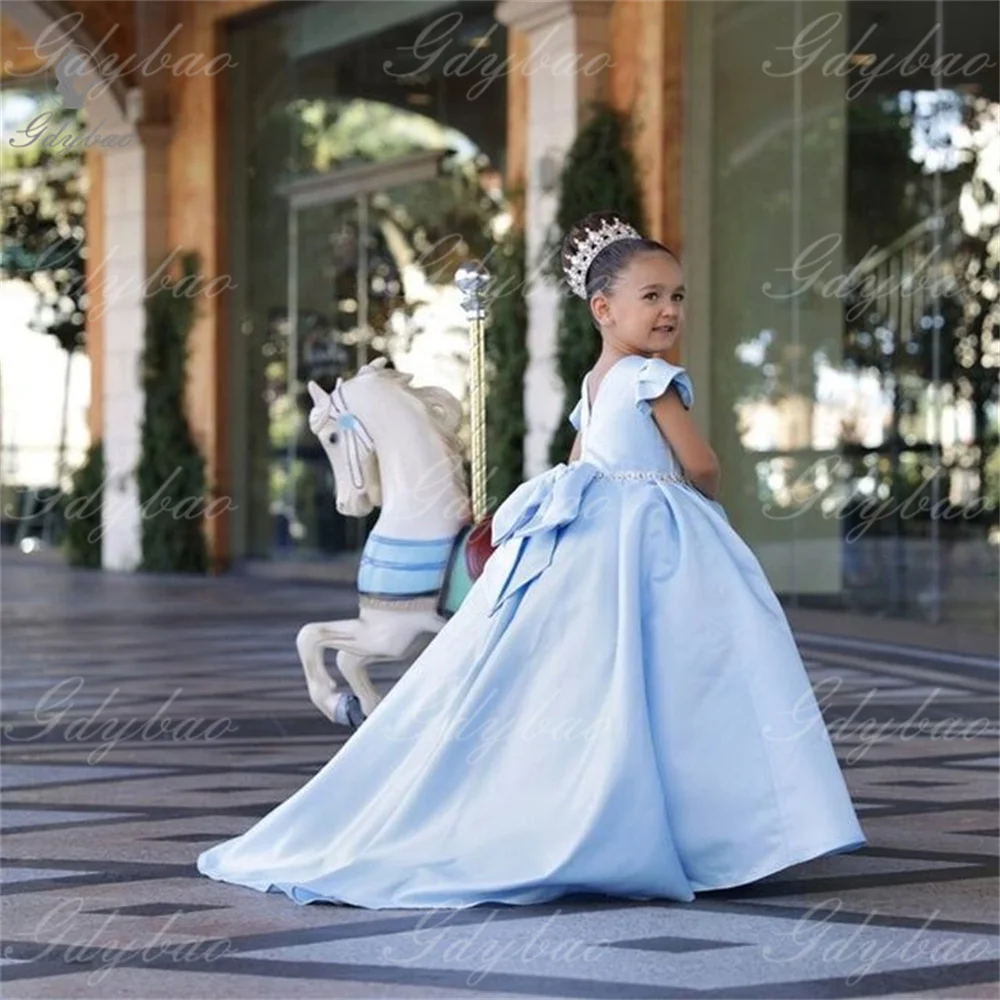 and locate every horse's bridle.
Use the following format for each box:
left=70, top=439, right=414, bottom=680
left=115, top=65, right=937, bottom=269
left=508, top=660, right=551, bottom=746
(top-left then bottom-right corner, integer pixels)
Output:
left=327, top=380, right=377, bottom=493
